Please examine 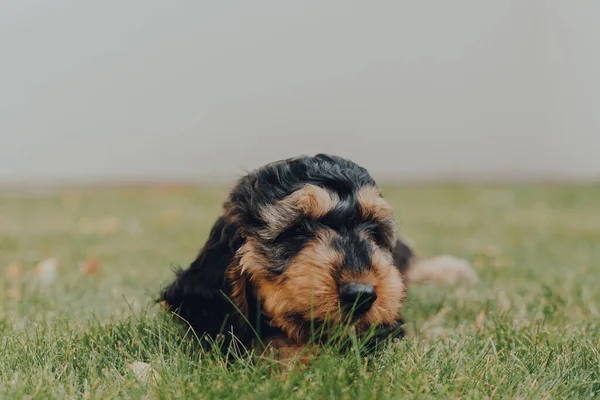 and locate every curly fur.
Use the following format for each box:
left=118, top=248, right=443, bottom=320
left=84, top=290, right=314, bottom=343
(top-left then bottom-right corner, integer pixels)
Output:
left=160, top=154, right=418, bottom=354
